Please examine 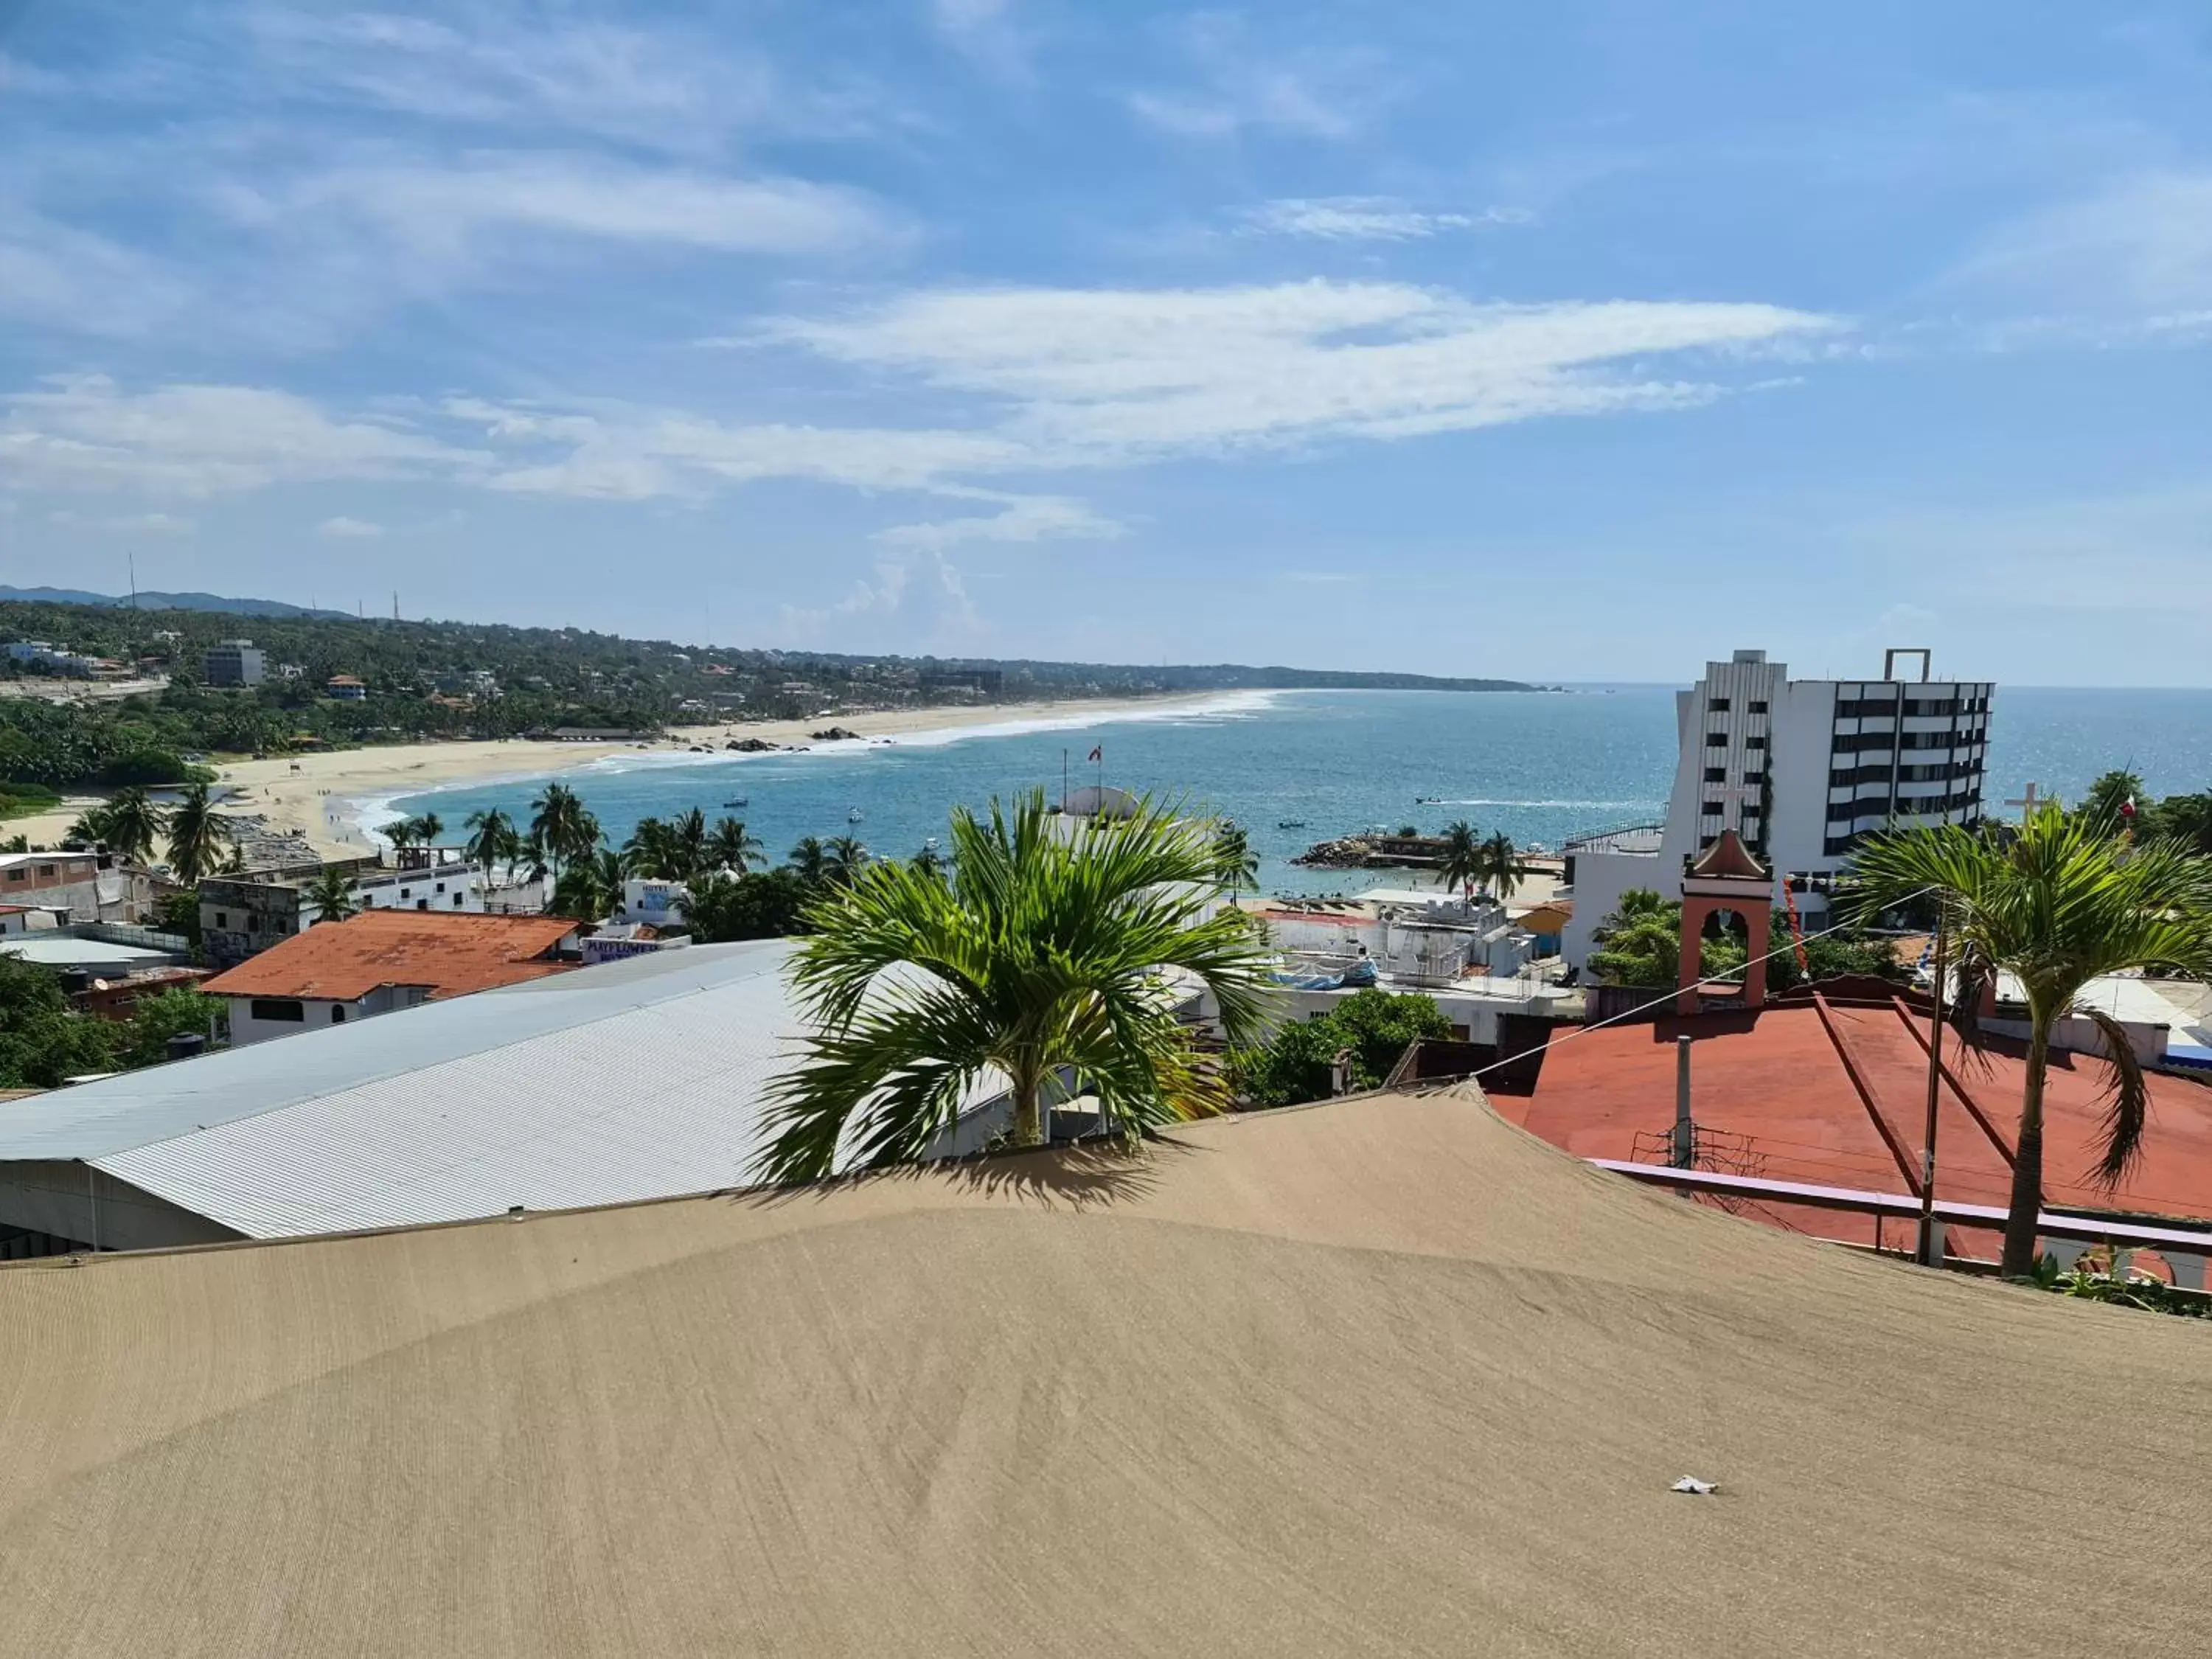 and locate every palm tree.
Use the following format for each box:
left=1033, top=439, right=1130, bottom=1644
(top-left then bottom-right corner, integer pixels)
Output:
left=1212, top=822, right=1258, bottom=906
left=823, top=835, right=871, bottom=889
left=1436, top=820, right=1482, bottom=899
left=787, top=835, right=830, bottom=888
left=166, top=782, right=235, bottom=884
left=623, top=815, right=682, bottom=879
left=758, top=789, right=1276, bottom=1181
left=380, top=818, right=418, bottom=855
left=1478, top=830, right=1525, bottom=901
left=551, top=847, right=626, bottom=923
left=529, top=782, right=598, bottom=880
left=463, top=807, right=521, bottom=880
left=669, top=807, right=709, bottom=878
left=911, top=844, right=949, bottom=882
left=69, top=787, right=166, bottom=864
left=302, top=865, right=359, bottom=924
left=1847, top=804, right=2212, bottom=1276
left=706, top=815, right=762, bottom=874
left=411, top=811, right=445, bottom=848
